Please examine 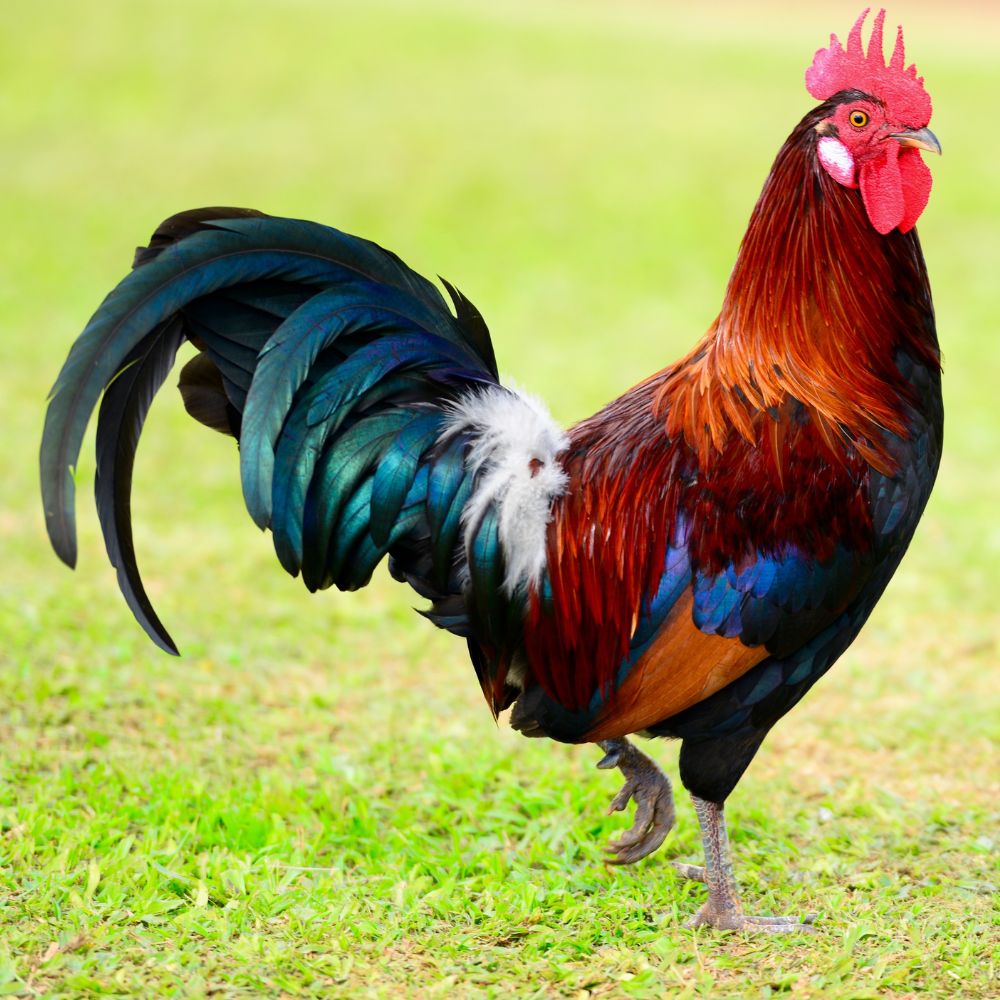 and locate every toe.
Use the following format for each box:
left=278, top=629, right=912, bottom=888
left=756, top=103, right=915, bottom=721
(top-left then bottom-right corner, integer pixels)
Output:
left=745, top=919, right=818, bottom=934
left=605, top=833, right=652, bottom=864
left=685, top=905, right=818, bottom=933
left=606, top=808, right=672, bottom=865
left=611, top=794, right=655, bottom=847
left=607, top=780, right=636, bottom=814
left=743, top=914, right=818, bottom=928
left=671, top=862, right=706, bottom=882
